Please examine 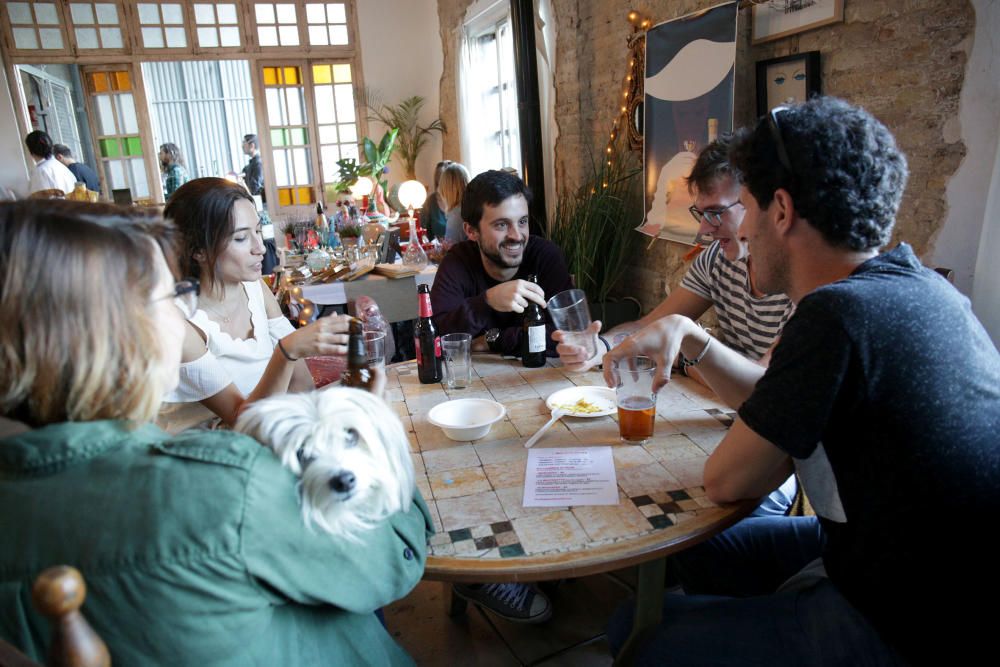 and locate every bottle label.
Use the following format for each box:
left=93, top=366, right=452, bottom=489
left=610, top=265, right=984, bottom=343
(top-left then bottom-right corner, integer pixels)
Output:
left=415, top=337, right=422, bottom=366
left=418, top=293, right=433, bottom=318
left=434, top=335, right=442, bottom=358
left=415, top=336, right=442, bottom=366
left=527, top=325, right=546, bottom=353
